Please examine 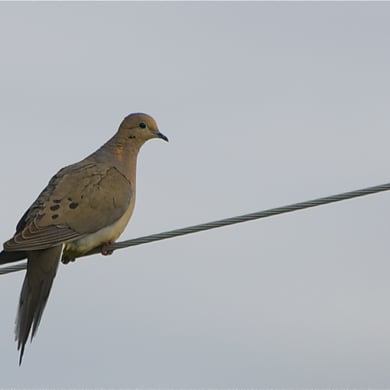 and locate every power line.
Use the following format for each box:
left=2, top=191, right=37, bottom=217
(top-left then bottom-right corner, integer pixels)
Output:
left=1, top=181, right=390, bottom=276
